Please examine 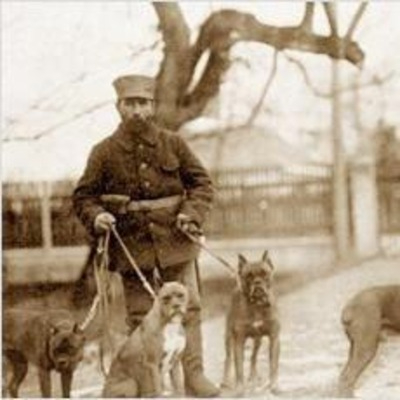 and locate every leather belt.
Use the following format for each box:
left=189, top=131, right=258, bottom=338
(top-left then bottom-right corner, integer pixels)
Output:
left=126, top=195, right=182, bottom=212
